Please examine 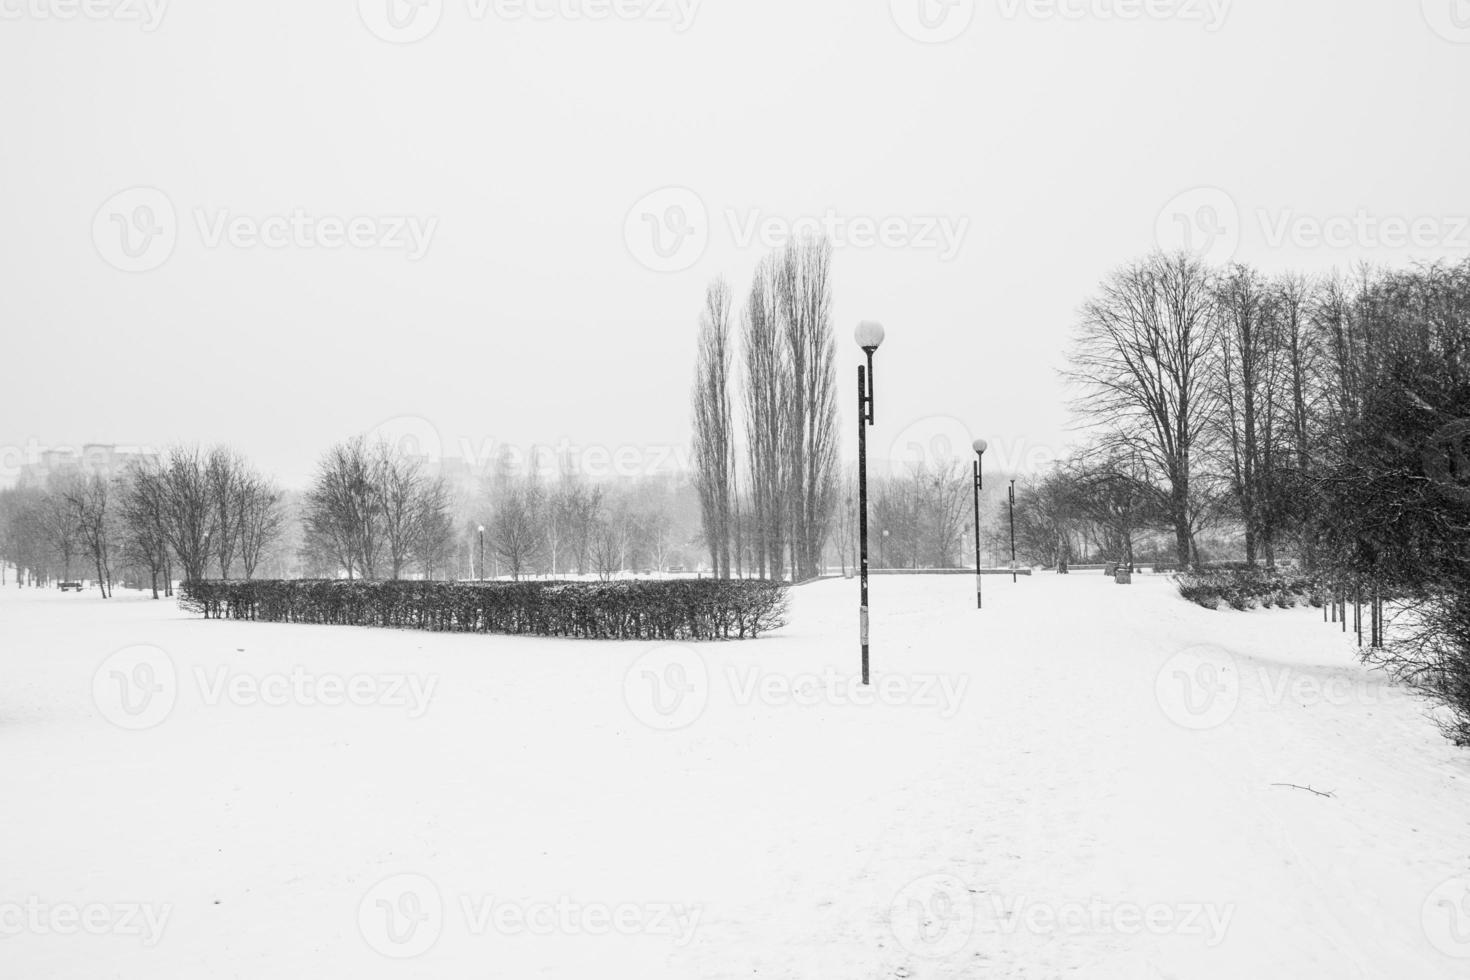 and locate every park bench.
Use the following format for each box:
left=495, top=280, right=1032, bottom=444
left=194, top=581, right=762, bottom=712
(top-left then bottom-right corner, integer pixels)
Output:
left=58, top=582, right=84, bottom=592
